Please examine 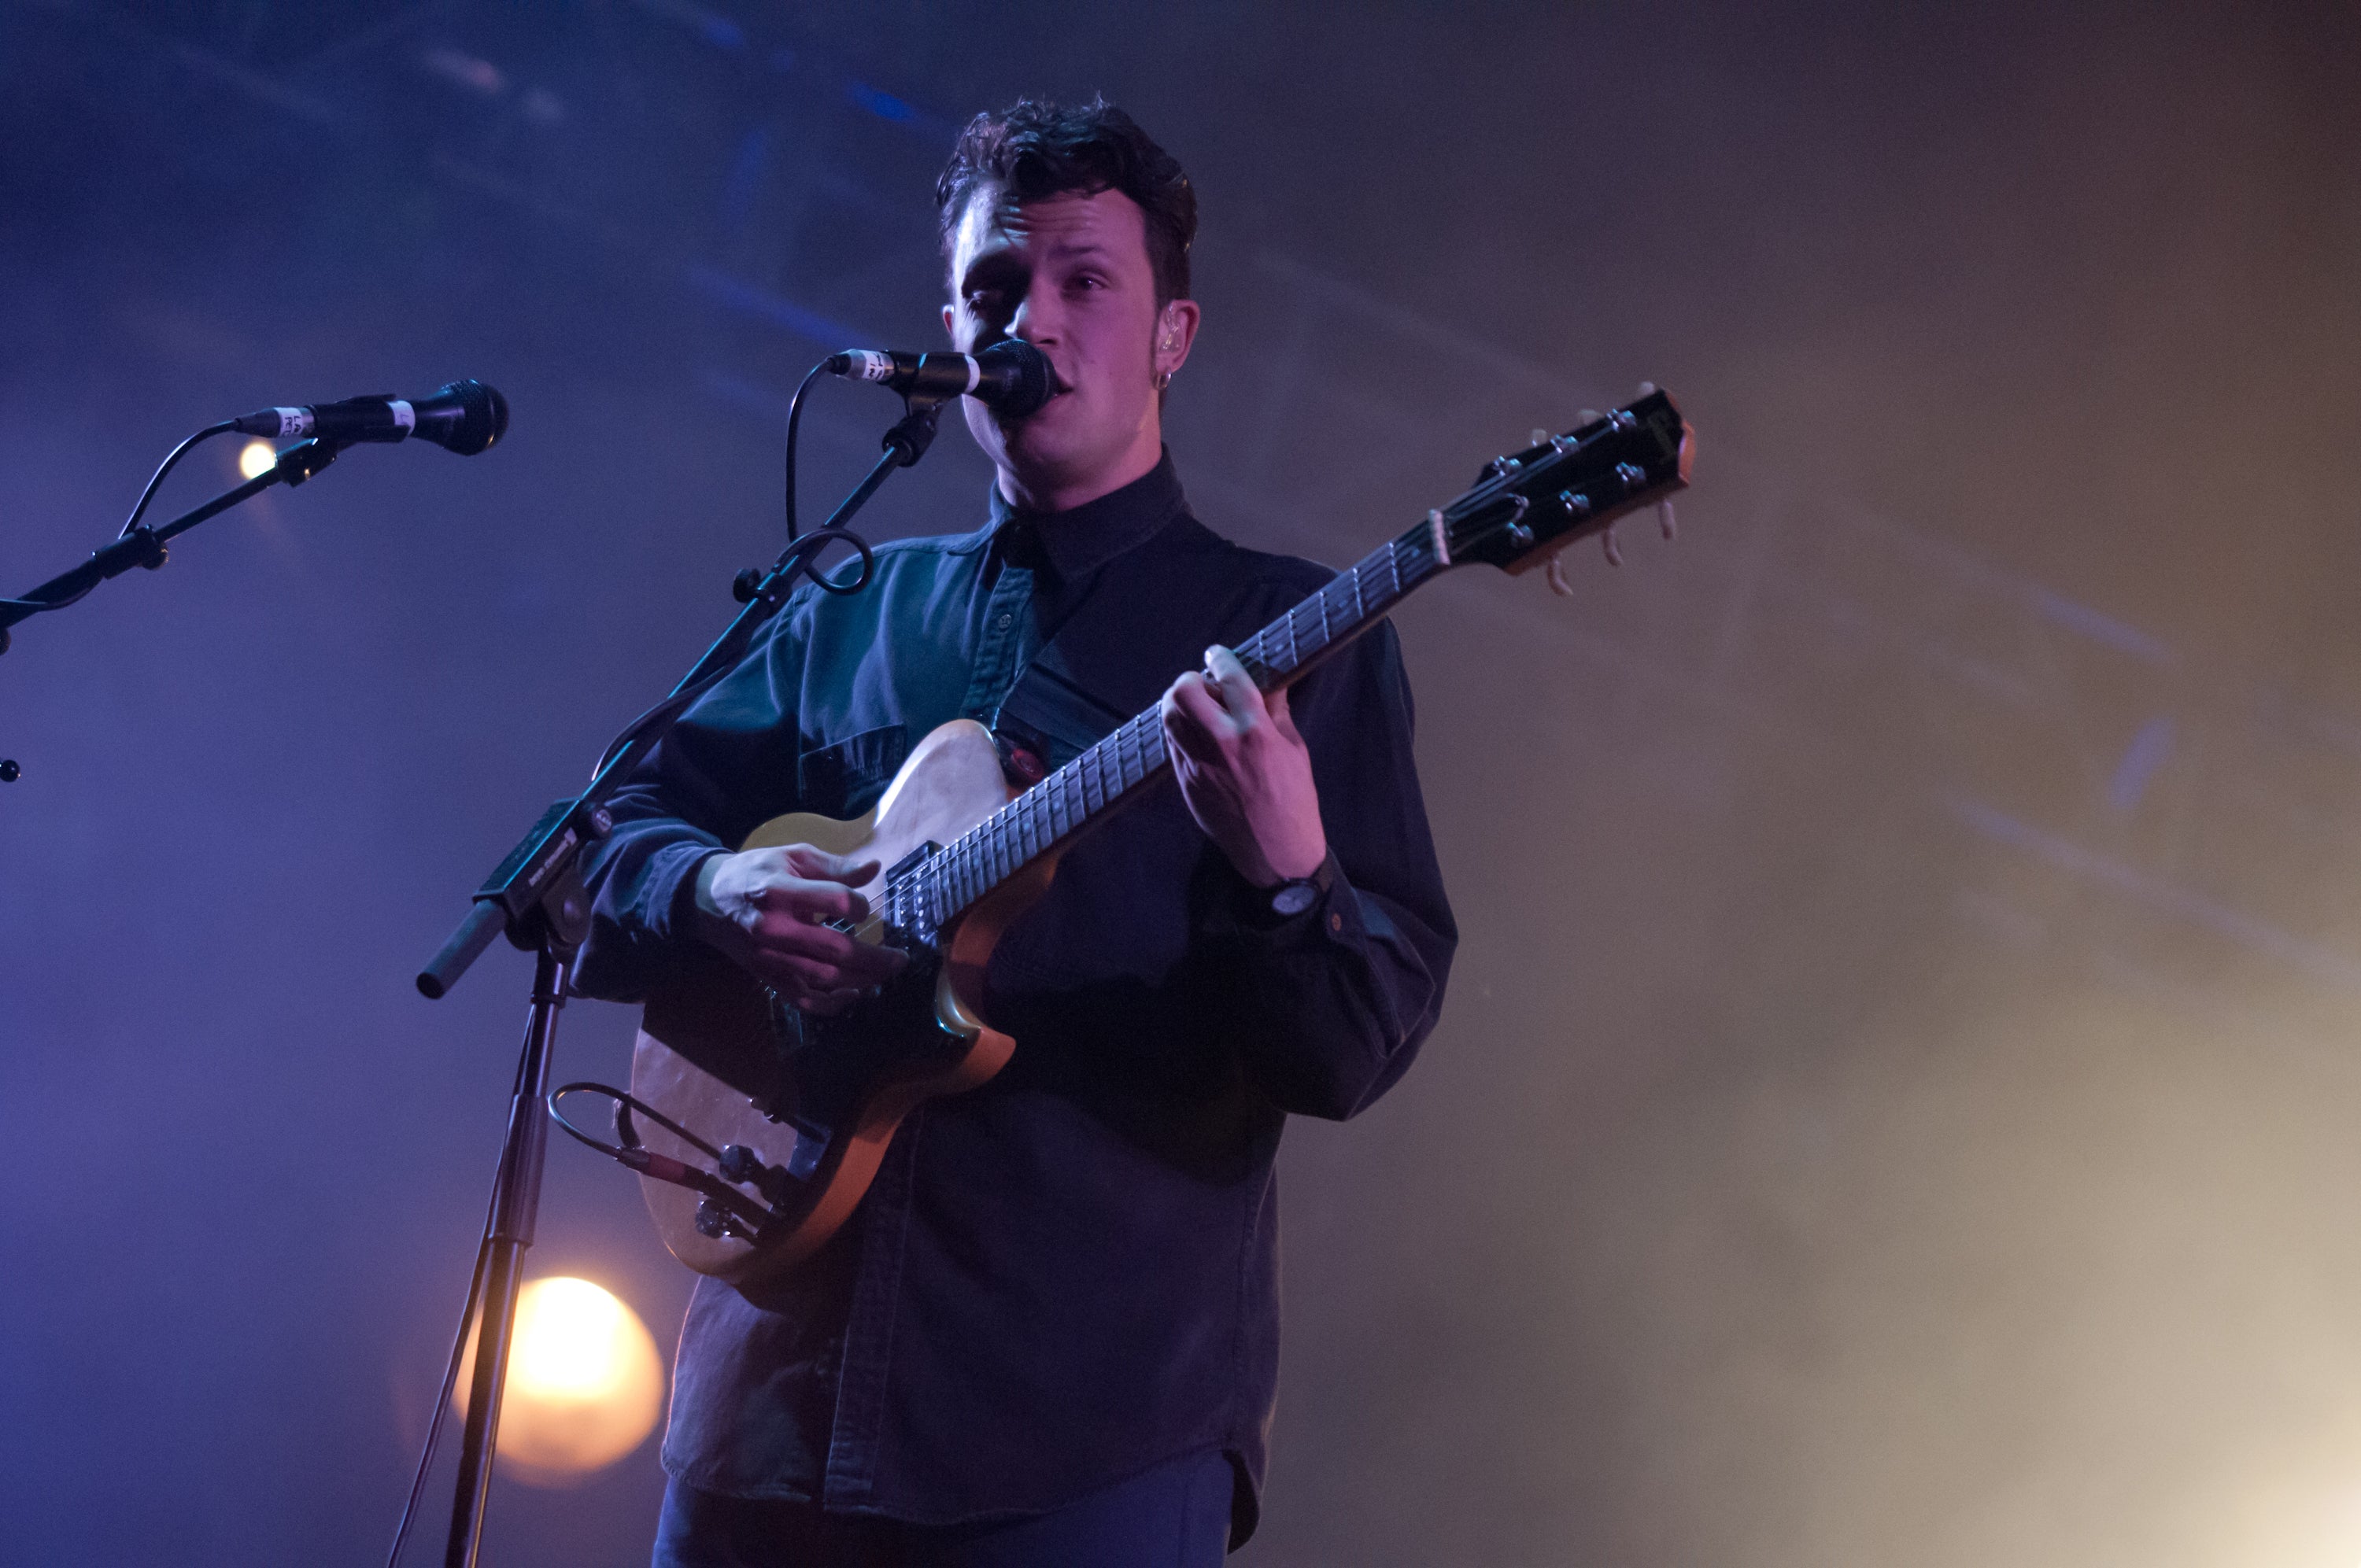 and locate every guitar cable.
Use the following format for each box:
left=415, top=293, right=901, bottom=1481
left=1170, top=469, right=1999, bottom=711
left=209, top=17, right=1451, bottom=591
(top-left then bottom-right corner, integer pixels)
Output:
left=549, top=1081, right=774, bottom=1229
